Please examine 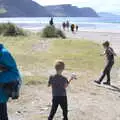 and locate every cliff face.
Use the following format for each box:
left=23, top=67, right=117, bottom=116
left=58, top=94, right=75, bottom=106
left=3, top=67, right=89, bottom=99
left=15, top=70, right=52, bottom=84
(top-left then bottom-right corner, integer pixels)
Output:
left=0, top=0, right=51, bottom=17
left=45, top=4, right=99, bottom=17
